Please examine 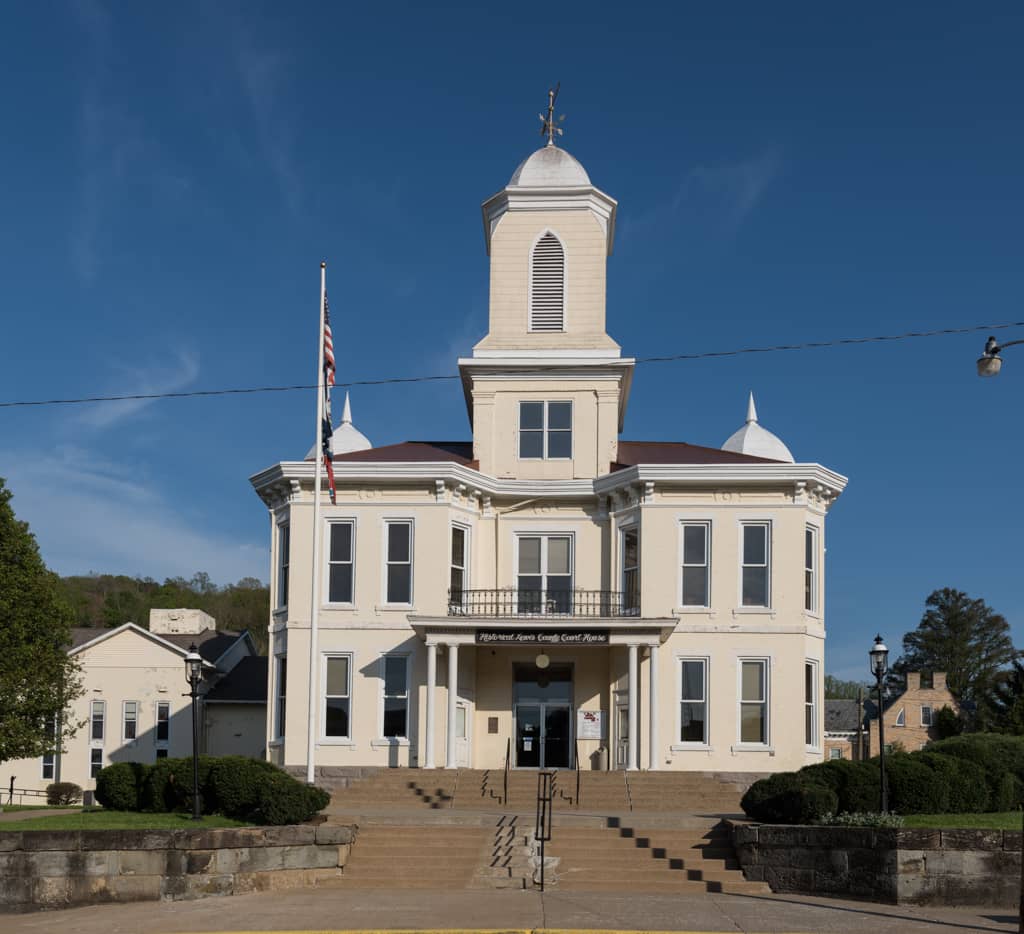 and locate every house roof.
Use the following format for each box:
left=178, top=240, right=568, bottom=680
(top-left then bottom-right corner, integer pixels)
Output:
left=333, top=441, right=476, bottom=467
left=825, top=699, right=863, bottom=732
left=68, top=625, right=246, bottom=666
left=205, top=655, right=268, bottom=704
